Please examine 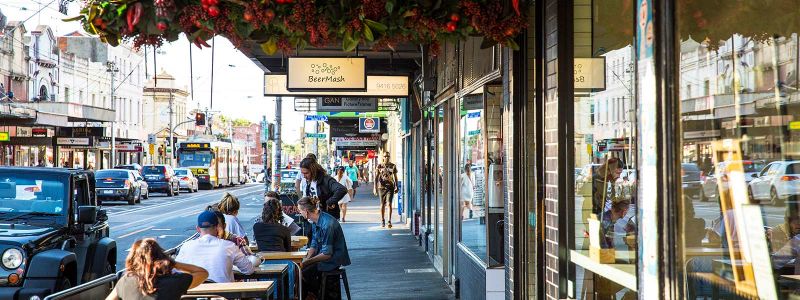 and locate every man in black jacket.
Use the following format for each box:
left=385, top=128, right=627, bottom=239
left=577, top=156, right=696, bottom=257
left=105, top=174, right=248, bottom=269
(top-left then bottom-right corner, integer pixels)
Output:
left=299, top=157, right=347, bottom=219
